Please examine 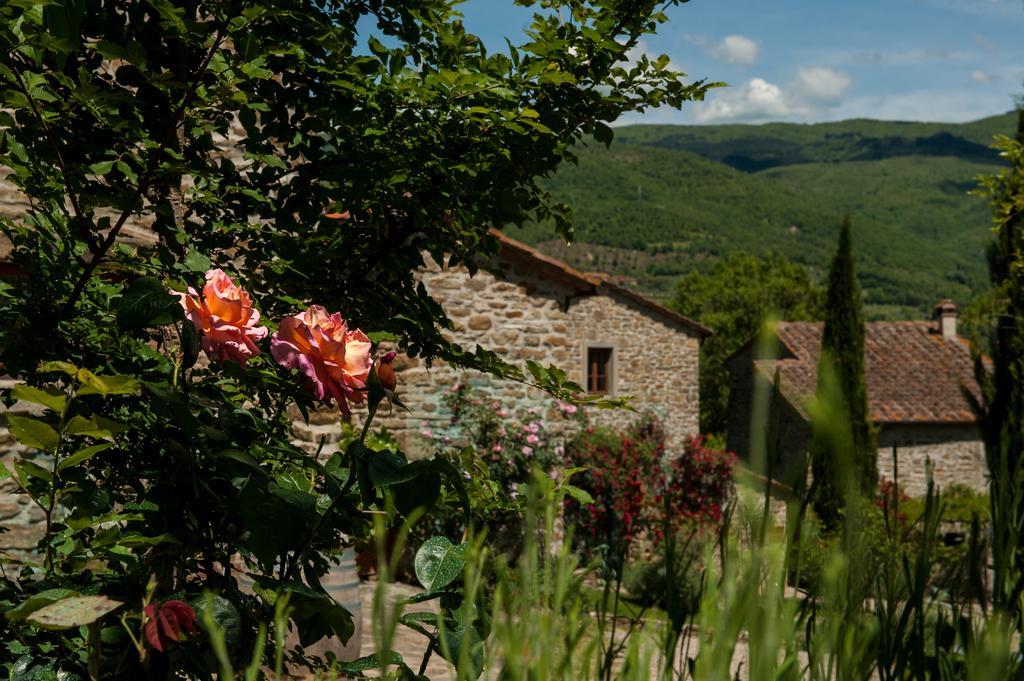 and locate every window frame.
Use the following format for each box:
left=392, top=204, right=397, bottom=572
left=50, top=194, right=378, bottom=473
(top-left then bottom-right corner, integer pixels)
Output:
left=585, top=344, right=615, bottom=396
